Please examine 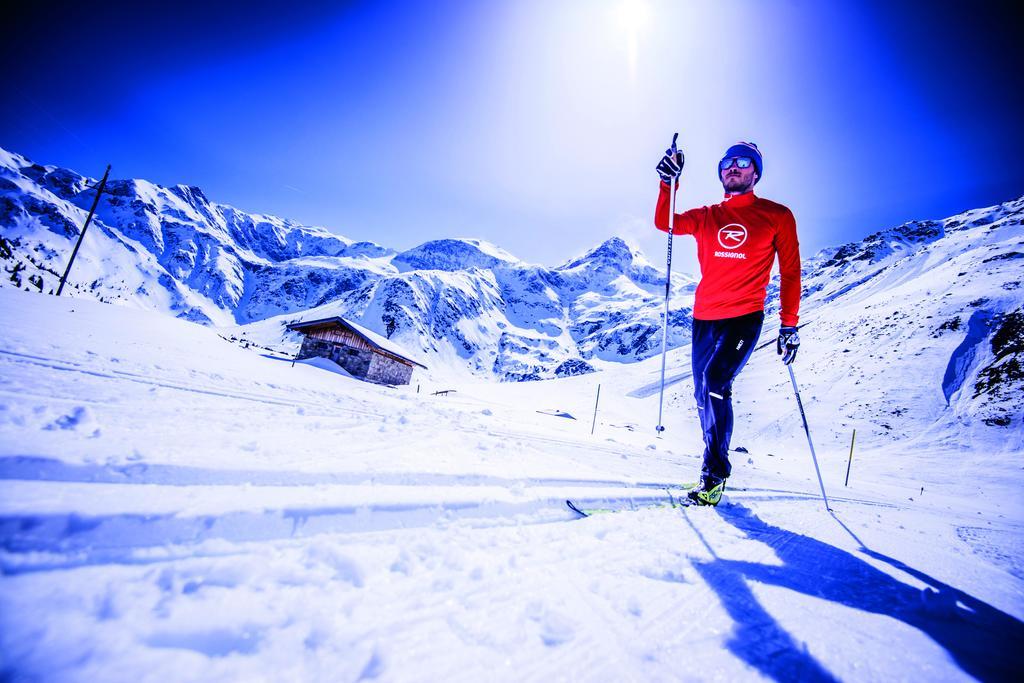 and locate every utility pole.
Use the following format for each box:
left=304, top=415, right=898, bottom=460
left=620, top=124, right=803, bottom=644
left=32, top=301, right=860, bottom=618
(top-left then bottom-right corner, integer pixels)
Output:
left=844, top=429, right=856, bottom=487
left=56, top=164, right=111, bottom=296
